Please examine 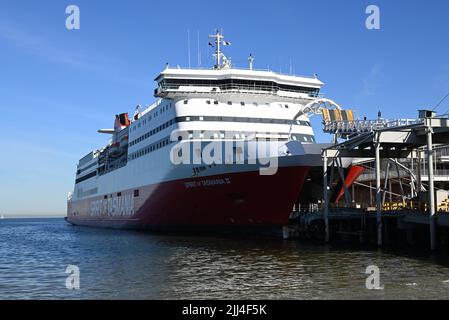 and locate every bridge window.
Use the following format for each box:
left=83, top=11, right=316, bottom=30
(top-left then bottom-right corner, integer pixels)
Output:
left=160, top=78, right=320, bottom=97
